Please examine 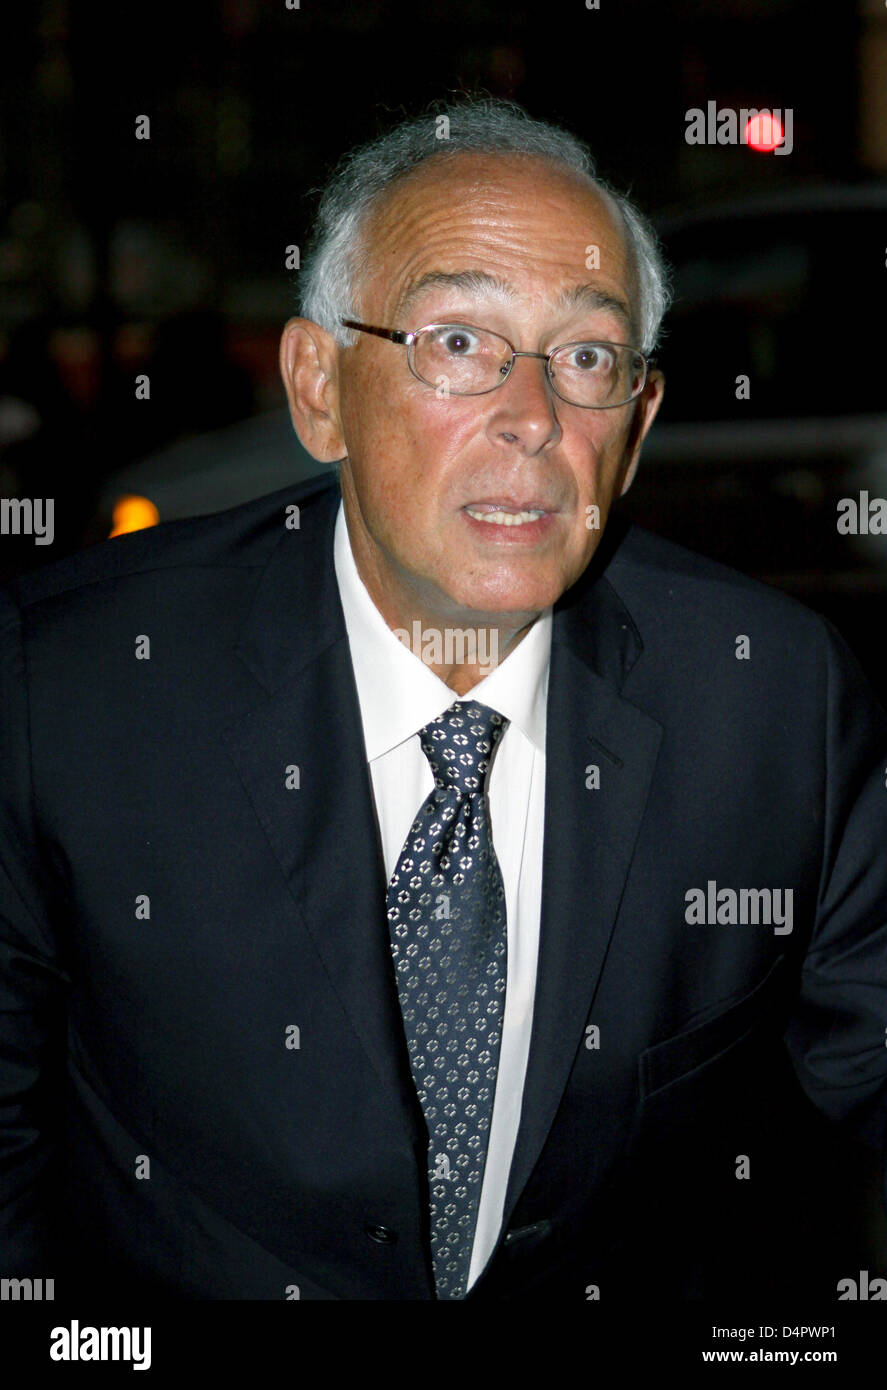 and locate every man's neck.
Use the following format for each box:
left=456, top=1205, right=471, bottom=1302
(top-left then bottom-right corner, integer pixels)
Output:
left=400, top=617, right=538, bottom=695
left=343, top=512, right=540, bottom=694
